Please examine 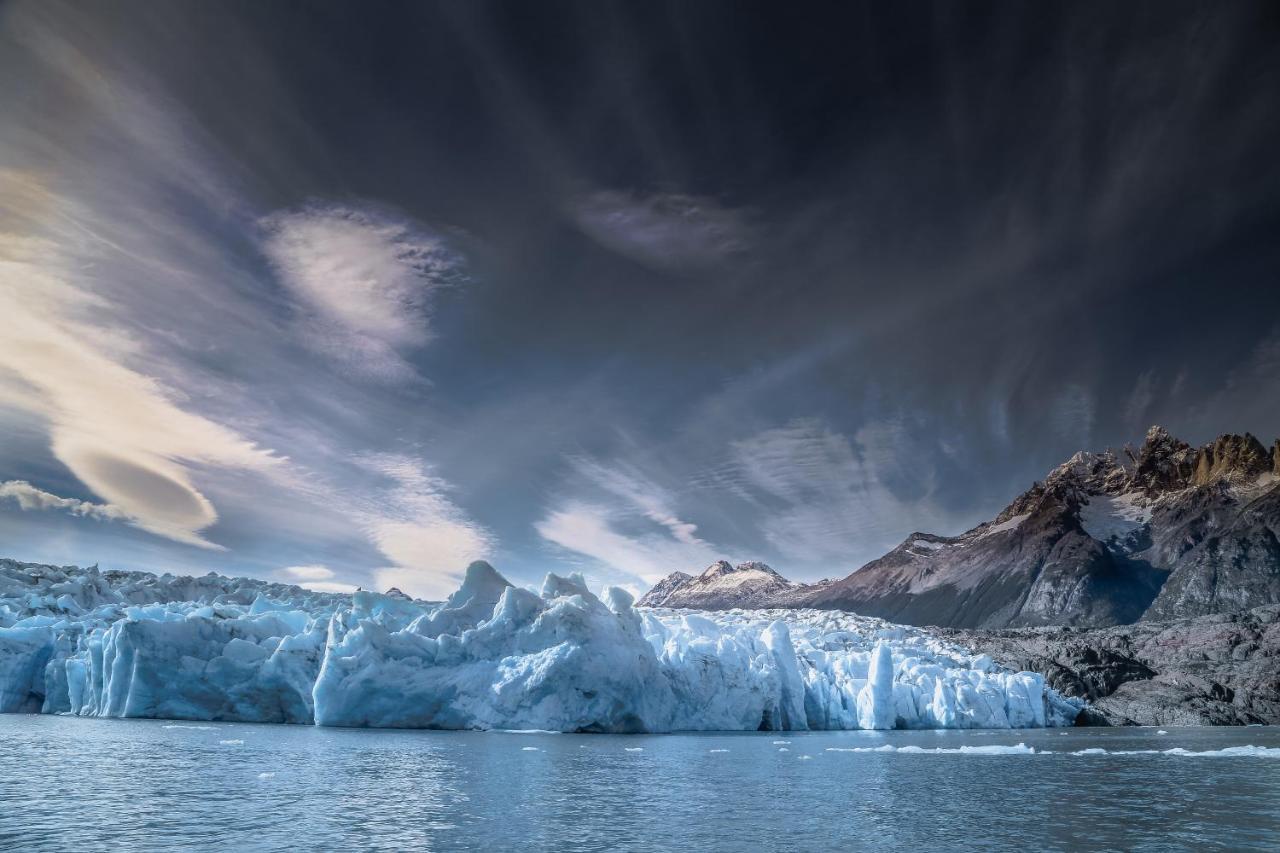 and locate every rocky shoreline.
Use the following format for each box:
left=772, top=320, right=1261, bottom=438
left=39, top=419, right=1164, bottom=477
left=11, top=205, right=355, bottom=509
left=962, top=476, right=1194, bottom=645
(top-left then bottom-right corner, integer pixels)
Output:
left=944, top=604, right=1280, bottom=726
